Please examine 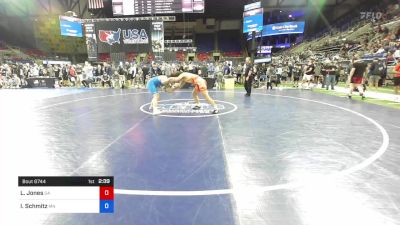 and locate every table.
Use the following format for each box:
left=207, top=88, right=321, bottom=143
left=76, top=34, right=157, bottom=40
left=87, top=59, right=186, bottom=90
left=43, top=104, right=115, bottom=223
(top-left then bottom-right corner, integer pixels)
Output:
left=26, top=77, right=57, bottom=88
